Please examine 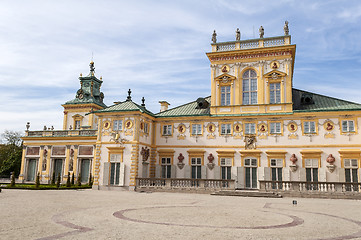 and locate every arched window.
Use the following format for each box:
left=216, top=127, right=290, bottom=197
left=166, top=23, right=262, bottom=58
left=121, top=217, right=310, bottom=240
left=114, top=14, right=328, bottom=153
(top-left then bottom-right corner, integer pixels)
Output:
left=242, top=70, right=257, bottom=105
